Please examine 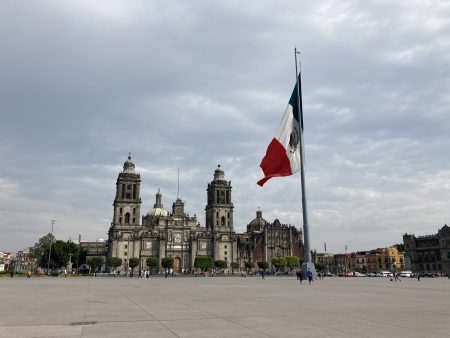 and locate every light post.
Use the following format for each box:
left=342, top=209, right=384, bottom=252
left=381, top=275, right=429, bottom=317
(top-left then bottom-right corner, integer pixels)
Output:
left=47, top=219, right=55, bottom=275
left=76, top=234, right=81, bottom=274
